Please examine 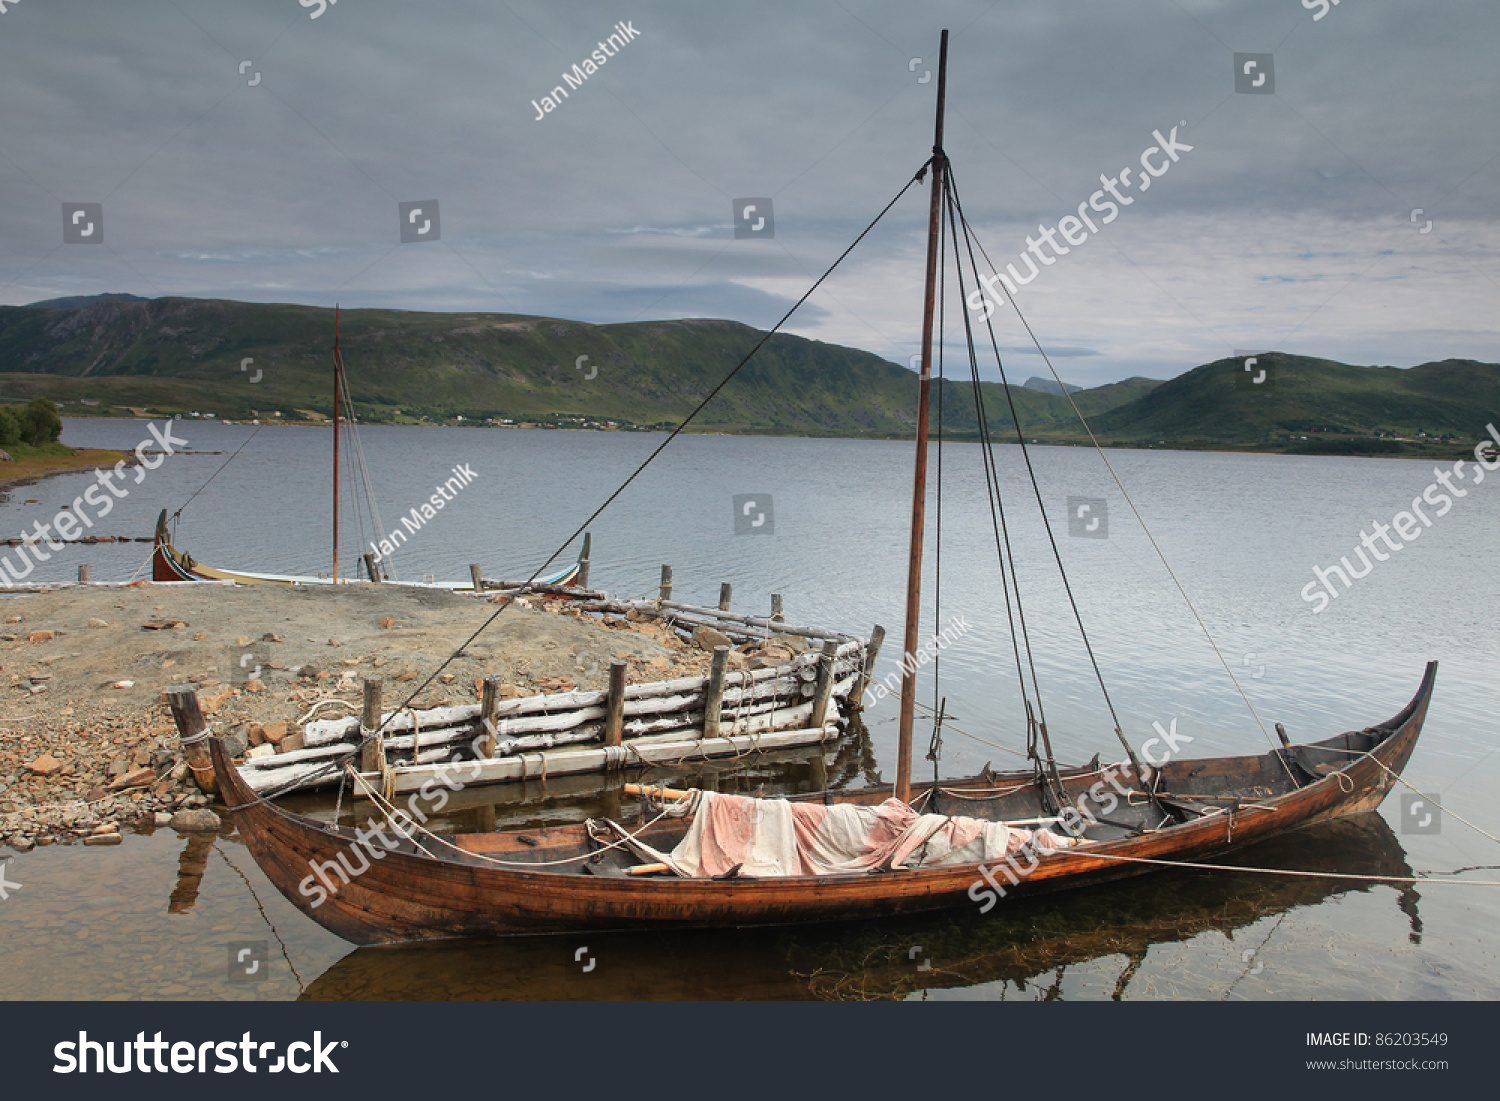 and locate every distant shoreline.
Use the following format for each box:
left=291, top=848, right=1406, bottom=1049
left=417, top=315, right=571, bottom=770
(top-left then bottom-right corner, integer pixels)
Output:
left=0, top=447, right=131, bottom=489
left=53, top=414, right=1480, bottom=463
